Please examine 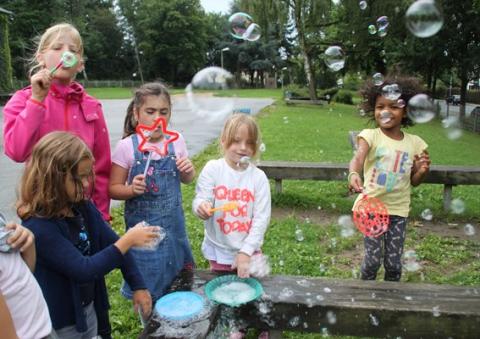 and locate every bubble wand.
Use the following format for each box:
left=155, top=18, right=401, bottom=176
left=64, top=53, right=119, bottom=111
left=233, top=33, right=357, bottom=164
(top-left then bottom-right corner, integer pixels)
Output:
left=209, top=201, right=238, bottom=213
left=135, top=117, right=180, bottom=177
left=352, top=193, right=390, bottom=237
left=50, top=51, right=78, bottom=75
